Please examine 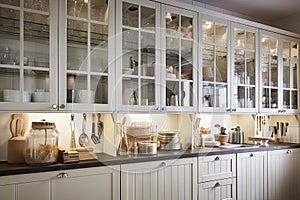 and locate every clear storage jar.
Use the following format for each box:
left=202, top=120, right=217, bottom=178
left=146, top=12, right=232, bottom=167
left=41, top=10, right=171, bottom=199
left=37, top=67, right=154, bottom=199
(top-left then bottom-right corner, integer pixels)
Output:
left=25, top=121, right=59, bottom=165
